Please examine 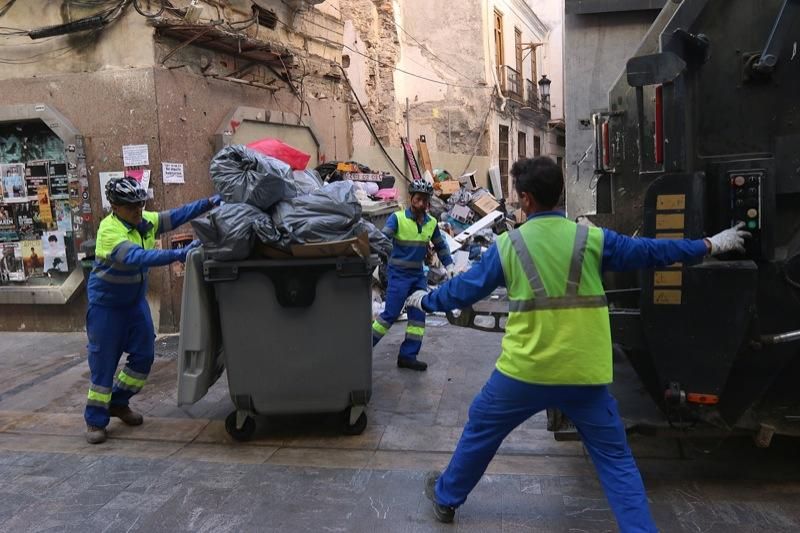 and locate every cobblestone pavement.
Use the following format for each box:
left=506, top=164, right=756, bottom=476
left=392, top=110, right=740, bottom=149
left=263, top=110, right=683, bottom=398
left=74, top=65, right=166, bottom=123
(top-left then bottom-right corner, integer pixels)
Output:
left=1, top=323, right=799, bottom=532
